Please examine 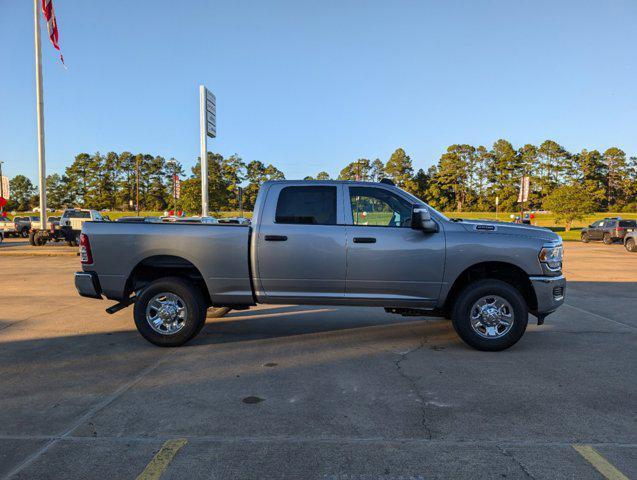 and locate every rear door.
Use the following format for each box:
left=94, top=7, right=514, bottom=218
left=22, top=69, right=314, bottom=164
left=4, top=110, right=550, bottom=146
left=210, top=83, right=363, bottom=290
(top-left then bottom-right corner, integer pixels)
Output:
left=256, top=184, right=346, bottom=300
left=344, top=185, right=445, bottom=306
